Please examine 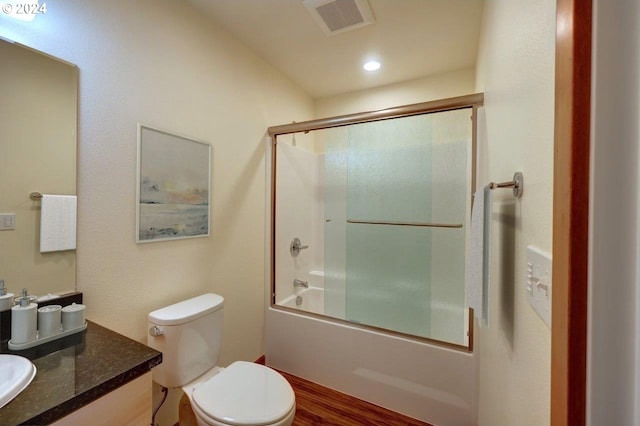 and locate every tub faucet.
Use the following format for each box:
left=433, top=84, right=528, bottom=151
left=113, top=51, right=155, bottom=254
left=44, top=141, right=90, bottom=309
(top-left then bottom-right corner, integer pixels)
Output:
left=293, top=279, right=309, bottom=288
